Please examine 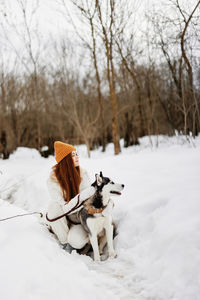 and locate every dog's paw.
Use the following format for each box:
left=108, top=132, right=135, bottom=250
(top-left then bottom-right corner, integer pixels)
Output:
left=94, top=256, right=101, bottom=262
left=108, top=251, right=117, bottom=259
